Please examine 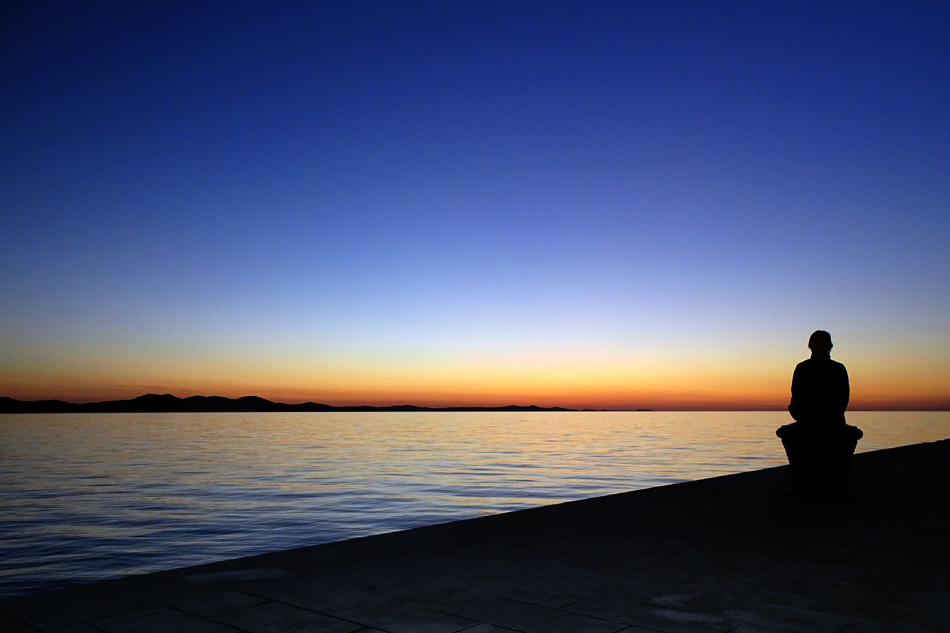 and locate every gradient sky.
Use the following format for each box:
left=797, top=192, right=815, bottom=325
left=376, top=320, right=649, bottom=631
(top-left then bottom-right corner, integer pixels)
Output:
left=2, top=1, right=948, bottom=409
